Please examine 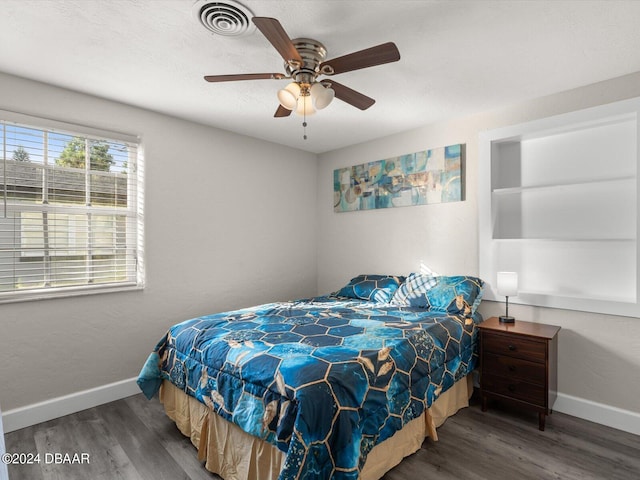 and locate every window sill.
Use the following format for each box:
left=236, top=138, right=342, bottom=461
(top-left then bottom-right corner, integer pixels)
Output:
left=0, top=283, right=144, bottom=305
